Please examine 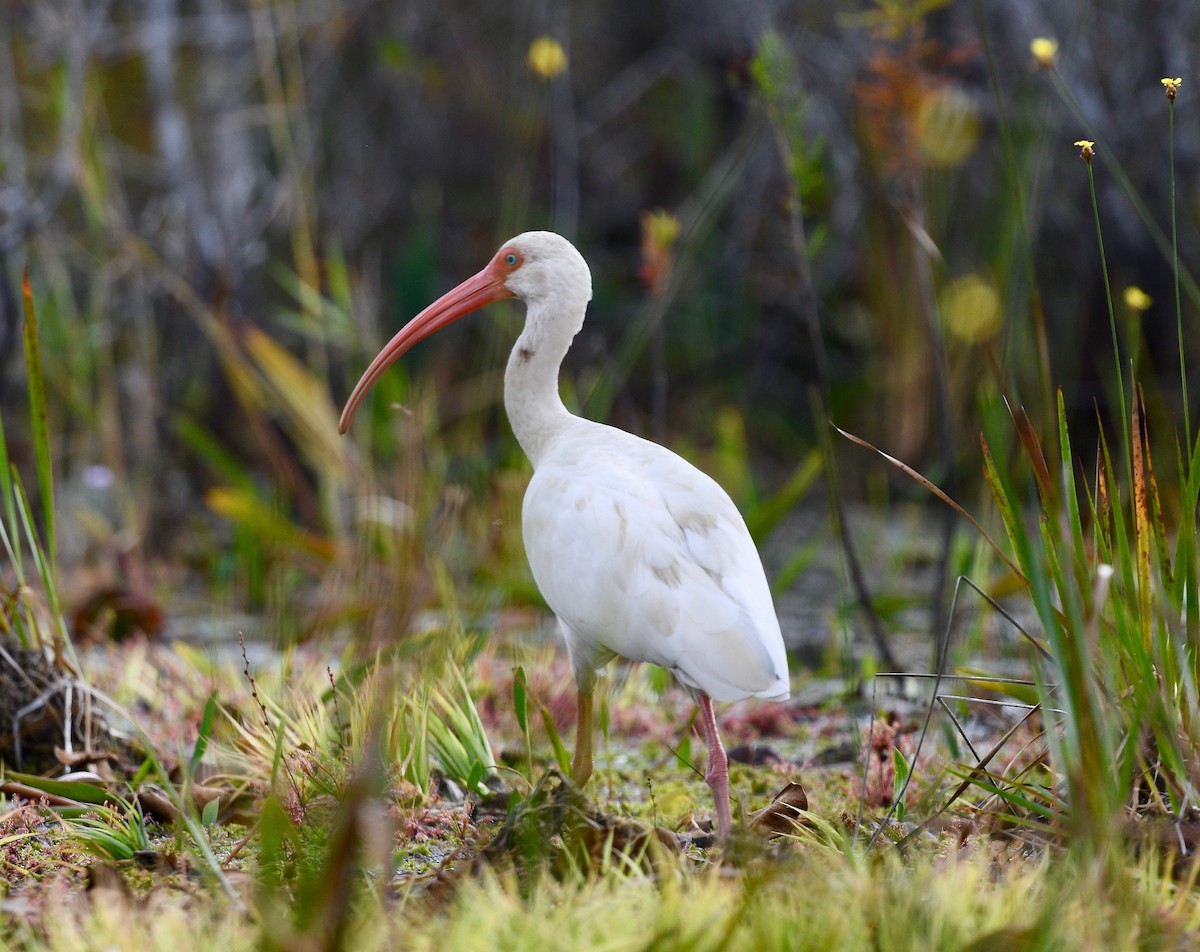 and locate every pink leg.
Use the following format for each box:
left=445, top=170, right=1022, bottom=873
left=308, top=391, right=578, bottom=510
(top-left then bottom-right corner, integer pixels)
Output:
left=697, top=694, right=732, bottom=840
left=572, top=688, right=594, bottom=788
